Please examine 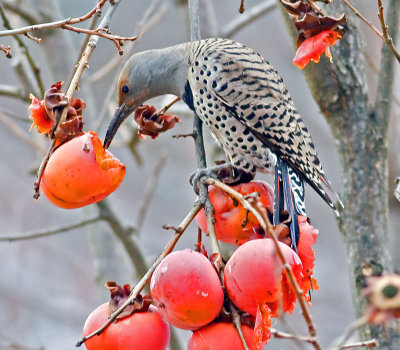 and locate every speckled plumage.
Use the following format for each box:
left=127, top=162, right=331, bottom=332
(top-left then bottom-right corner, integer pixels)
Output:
left=184, top=39, right=335, bottom=213
left=104, top=38, right=341, bottom=247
